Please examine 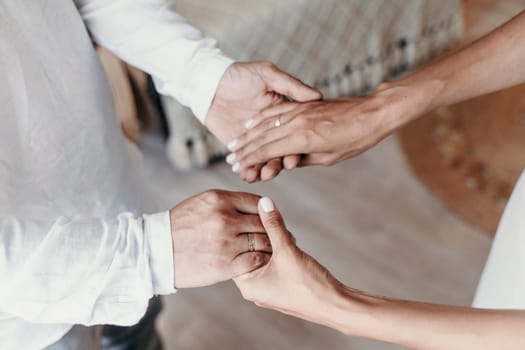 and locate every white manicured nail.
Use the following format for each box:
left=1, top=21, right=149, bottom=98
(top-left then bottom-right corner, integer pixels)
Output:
left=226, top=153, right=236, bottom=164
left=259, top=197, right=275, bottom=213
left=244, top=119, right=254, bottom=129
left=227, top=139, right=238, bottom=151
left=232, top=162, right=240, bottom=173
